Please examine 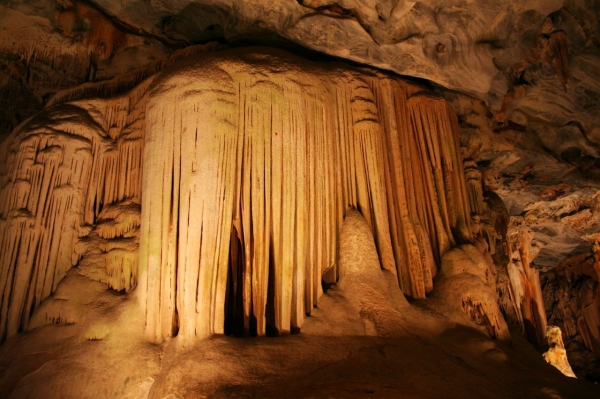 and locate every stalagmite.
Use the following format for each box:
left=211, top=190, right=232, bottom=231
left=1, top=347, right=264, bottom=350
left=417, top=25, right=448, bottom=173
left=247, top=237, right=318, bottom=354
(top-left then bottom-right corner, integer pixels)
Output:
left=543, top=325, right=577, bottom=378
left=543, top=243, right=600, bottom=365
left=336, top=208, right=410, bottom=337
